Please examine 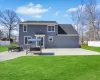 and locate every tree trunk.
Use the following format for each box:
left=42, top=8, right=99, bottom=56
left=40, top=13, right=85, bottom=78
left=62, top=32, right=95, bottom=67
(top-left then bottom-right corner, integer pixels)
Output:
left=8, top=29, right=11, bottom=40
left=93, top=27, right=96, bottom=41
left=81, top=28, right=84, bottom=43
